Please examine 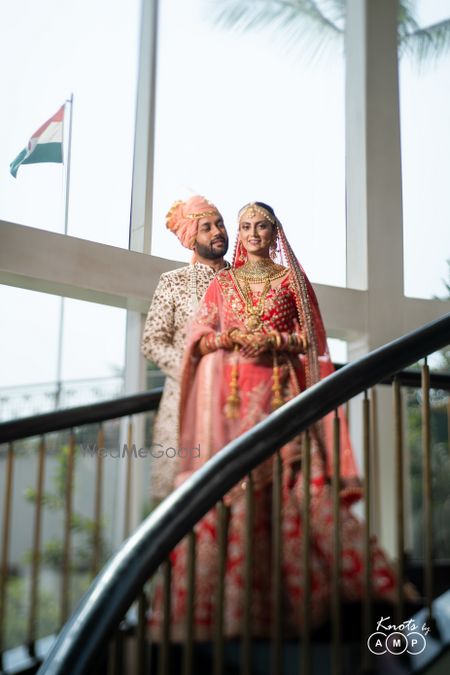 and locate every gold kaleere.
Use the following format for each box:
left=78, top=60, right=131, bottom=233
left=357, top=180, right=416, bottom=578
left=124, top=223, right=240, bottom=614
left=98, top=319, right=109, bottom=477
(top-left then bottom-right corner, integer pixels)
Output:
left=271, top=353, right=284, bottom=410
left=225, top=344, right=241, bottom=418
